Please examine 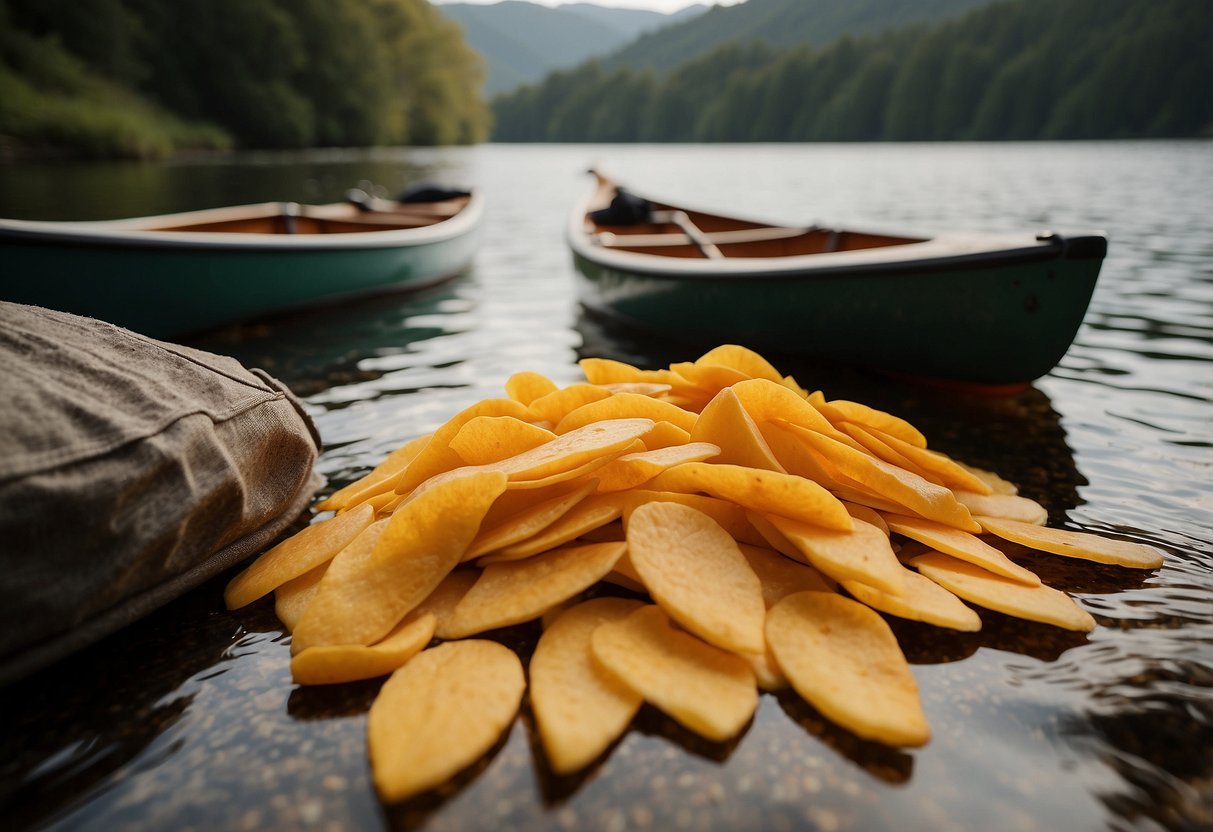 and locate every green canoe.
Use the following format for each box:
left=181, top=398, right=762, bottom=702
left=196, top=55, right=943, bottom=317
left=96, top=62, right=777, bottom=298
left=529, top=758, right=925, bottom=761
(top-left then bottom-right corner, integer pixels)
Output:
left=569, top=172, right=1105, bottom=390
left=0, top=189, right=483, bottom=339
